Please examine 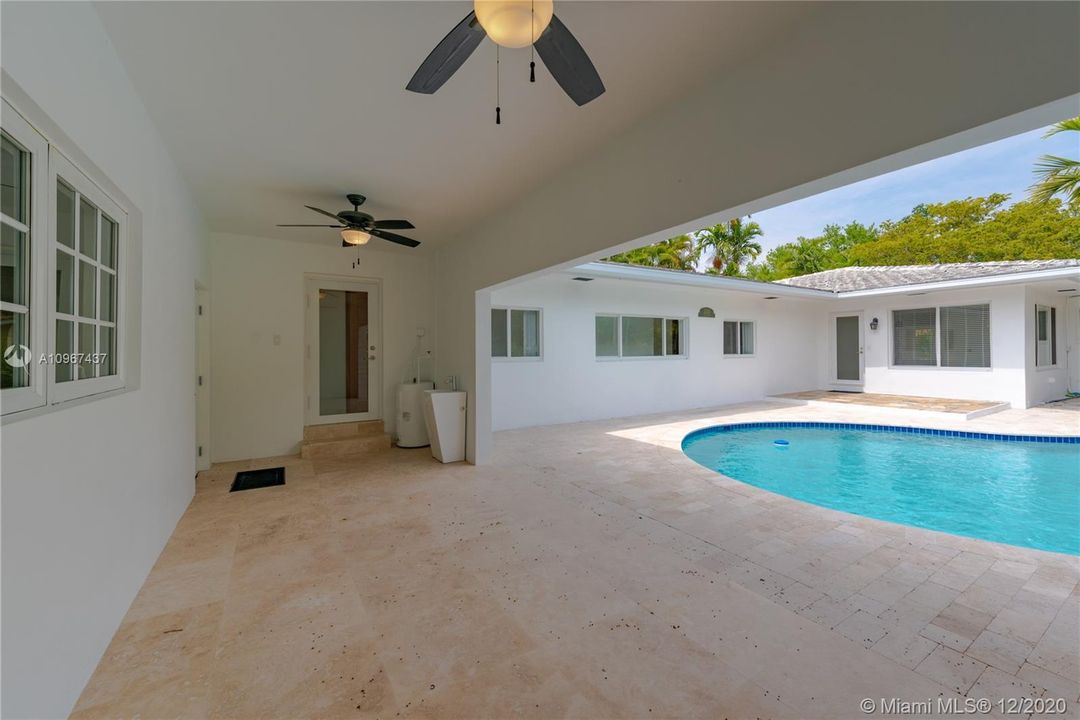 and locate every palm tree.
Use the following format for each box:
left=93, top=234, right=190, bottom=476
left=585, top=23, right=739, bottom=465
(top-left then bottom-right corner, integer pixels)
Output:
left=605, top=234, right=699, bottom=271
left=1030, top=117, right=1080, bottom=204
left=695, top=218, right=764, bottom=275
left=653, top=234, right=699, bottom=270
